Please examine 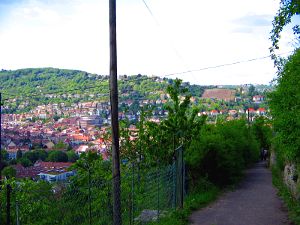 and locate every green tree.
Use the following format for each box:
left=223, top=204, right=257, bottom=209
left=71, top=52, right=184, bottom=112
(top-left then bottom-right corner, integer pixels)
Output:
left=23, top=151, right=39, bottom=163
left=36, top=149, right=48, bottom=161
left=270, top=0, right=300, bottom=67
left=269, top=49, right=300, bottom=161
left=0, top=179, right=56, bottom=225
left=186, top=119, right=259, bottom=187
left=47, top=150, right=68, bottom=162
left=19, top=157, right=33, bottom=167
left=16, top=149, right=23, bottom=160
left=53, top=141, right=67, bottom=151
left=2, top=166, right=16, bottom=178
left=251, top=117, right=272, bottom=150
left=67, top=150, right=79, bottom=162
